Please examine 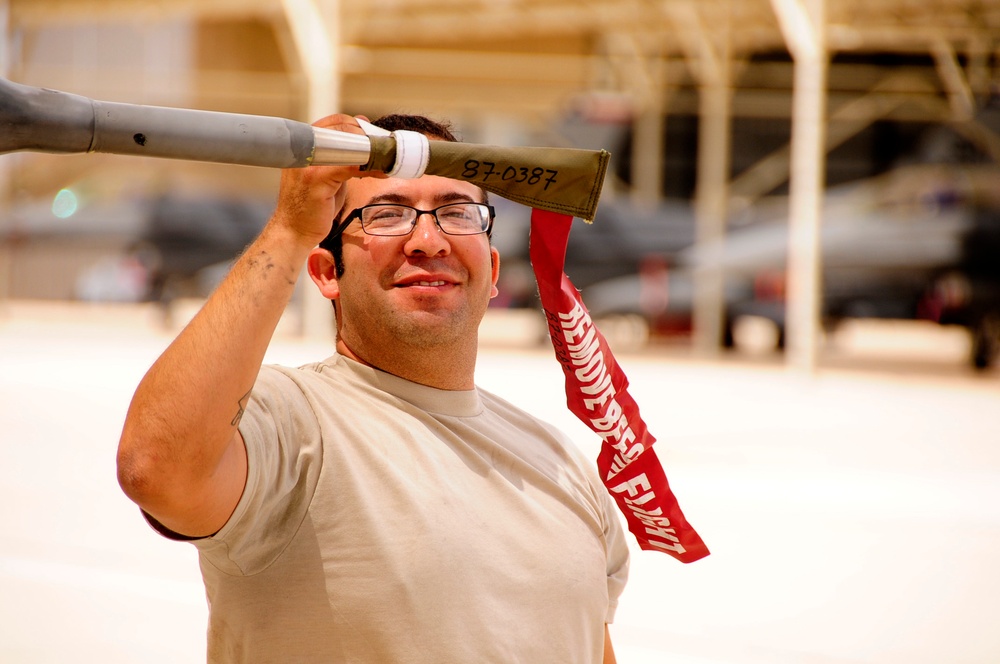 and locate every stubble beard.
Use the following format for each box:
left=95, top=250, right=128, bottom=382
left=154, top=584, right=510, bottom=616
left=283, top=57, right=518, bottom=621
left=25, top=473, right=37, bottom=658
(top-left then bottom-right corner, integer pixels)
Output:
left=340, top=286, right=489, bottom=355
